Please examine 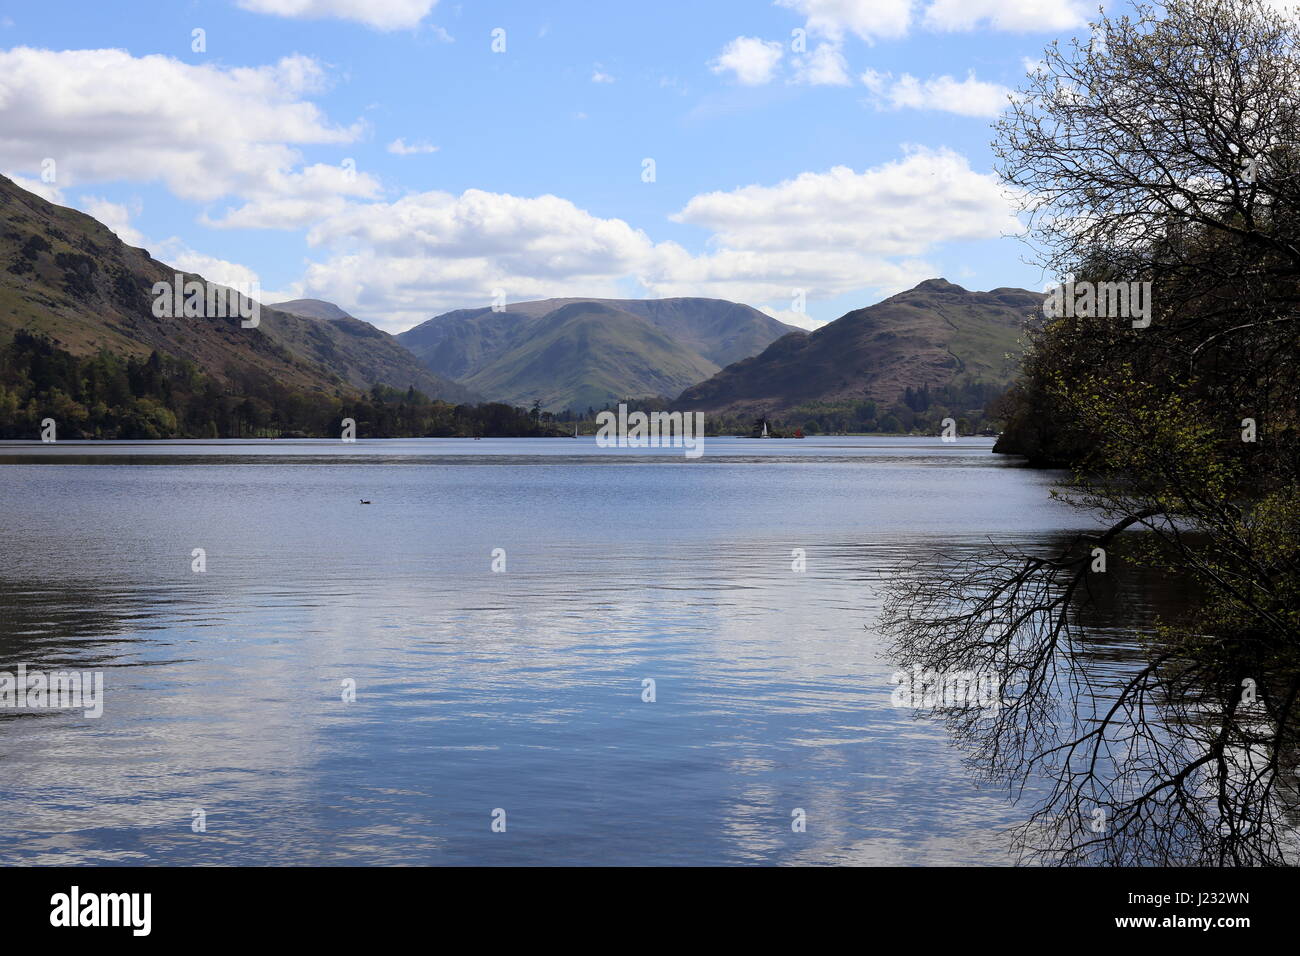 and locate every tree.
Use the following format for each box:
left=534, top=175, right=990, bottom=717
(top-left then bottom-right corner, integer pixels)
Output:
left=888, top=0, right=1300, bottom=865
